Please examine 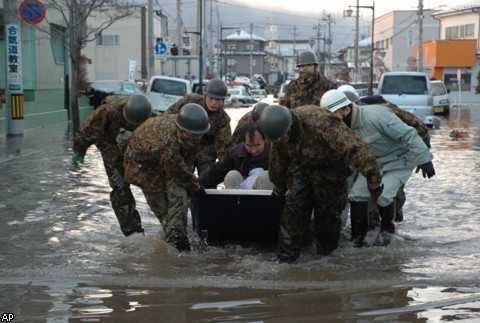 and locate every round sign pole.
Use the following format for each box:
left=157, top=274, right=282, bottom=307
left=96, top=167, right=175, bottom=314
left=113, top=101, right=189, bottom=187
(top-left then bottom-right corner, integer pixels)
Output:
left=19, top=0, right=46, bottom=25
